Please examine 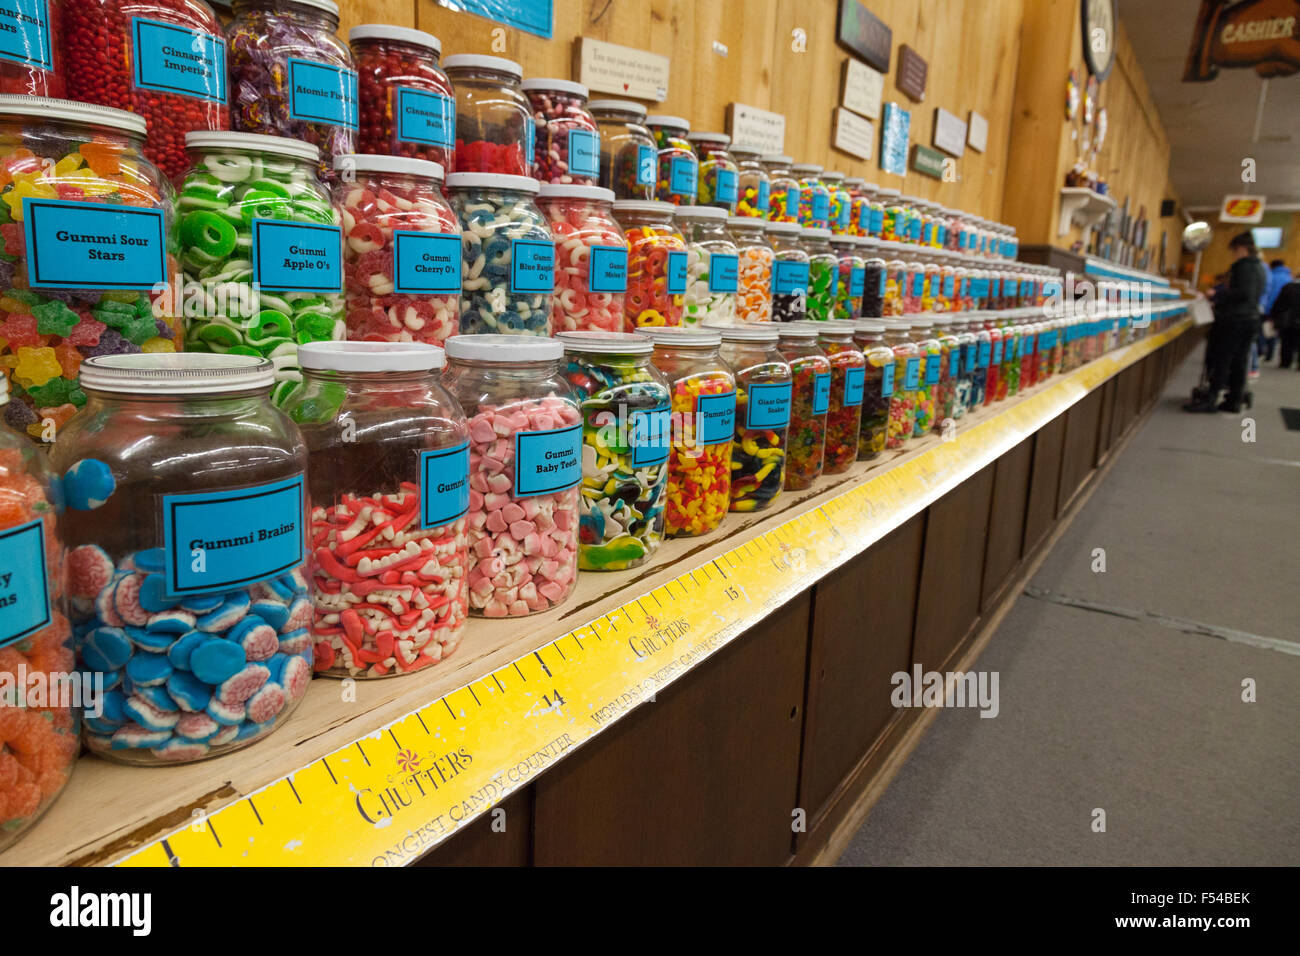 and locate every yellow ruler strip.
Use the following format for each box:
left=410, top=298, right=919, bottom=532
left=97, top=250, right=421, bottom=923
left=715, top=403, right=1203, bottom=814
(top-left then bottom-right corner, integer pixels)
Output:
left=115, top=320, right=1190, bottom=867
